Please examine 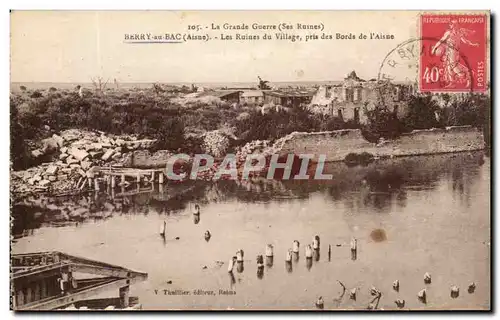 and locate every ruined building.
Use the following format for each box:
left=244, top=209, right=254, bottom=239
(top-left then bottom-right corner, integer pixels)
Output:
left=308, top=71, right=416, bottom=124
